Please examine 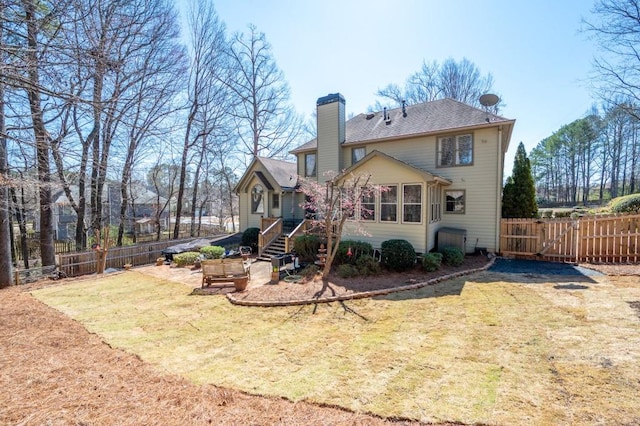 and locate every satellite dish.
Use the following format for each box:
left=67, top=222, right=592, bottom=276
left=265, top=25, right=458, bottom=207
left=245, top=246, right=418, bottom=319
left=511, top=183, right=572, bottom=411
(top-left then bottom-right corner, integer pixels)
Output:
left=479, top=93, right=499, bottom=107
